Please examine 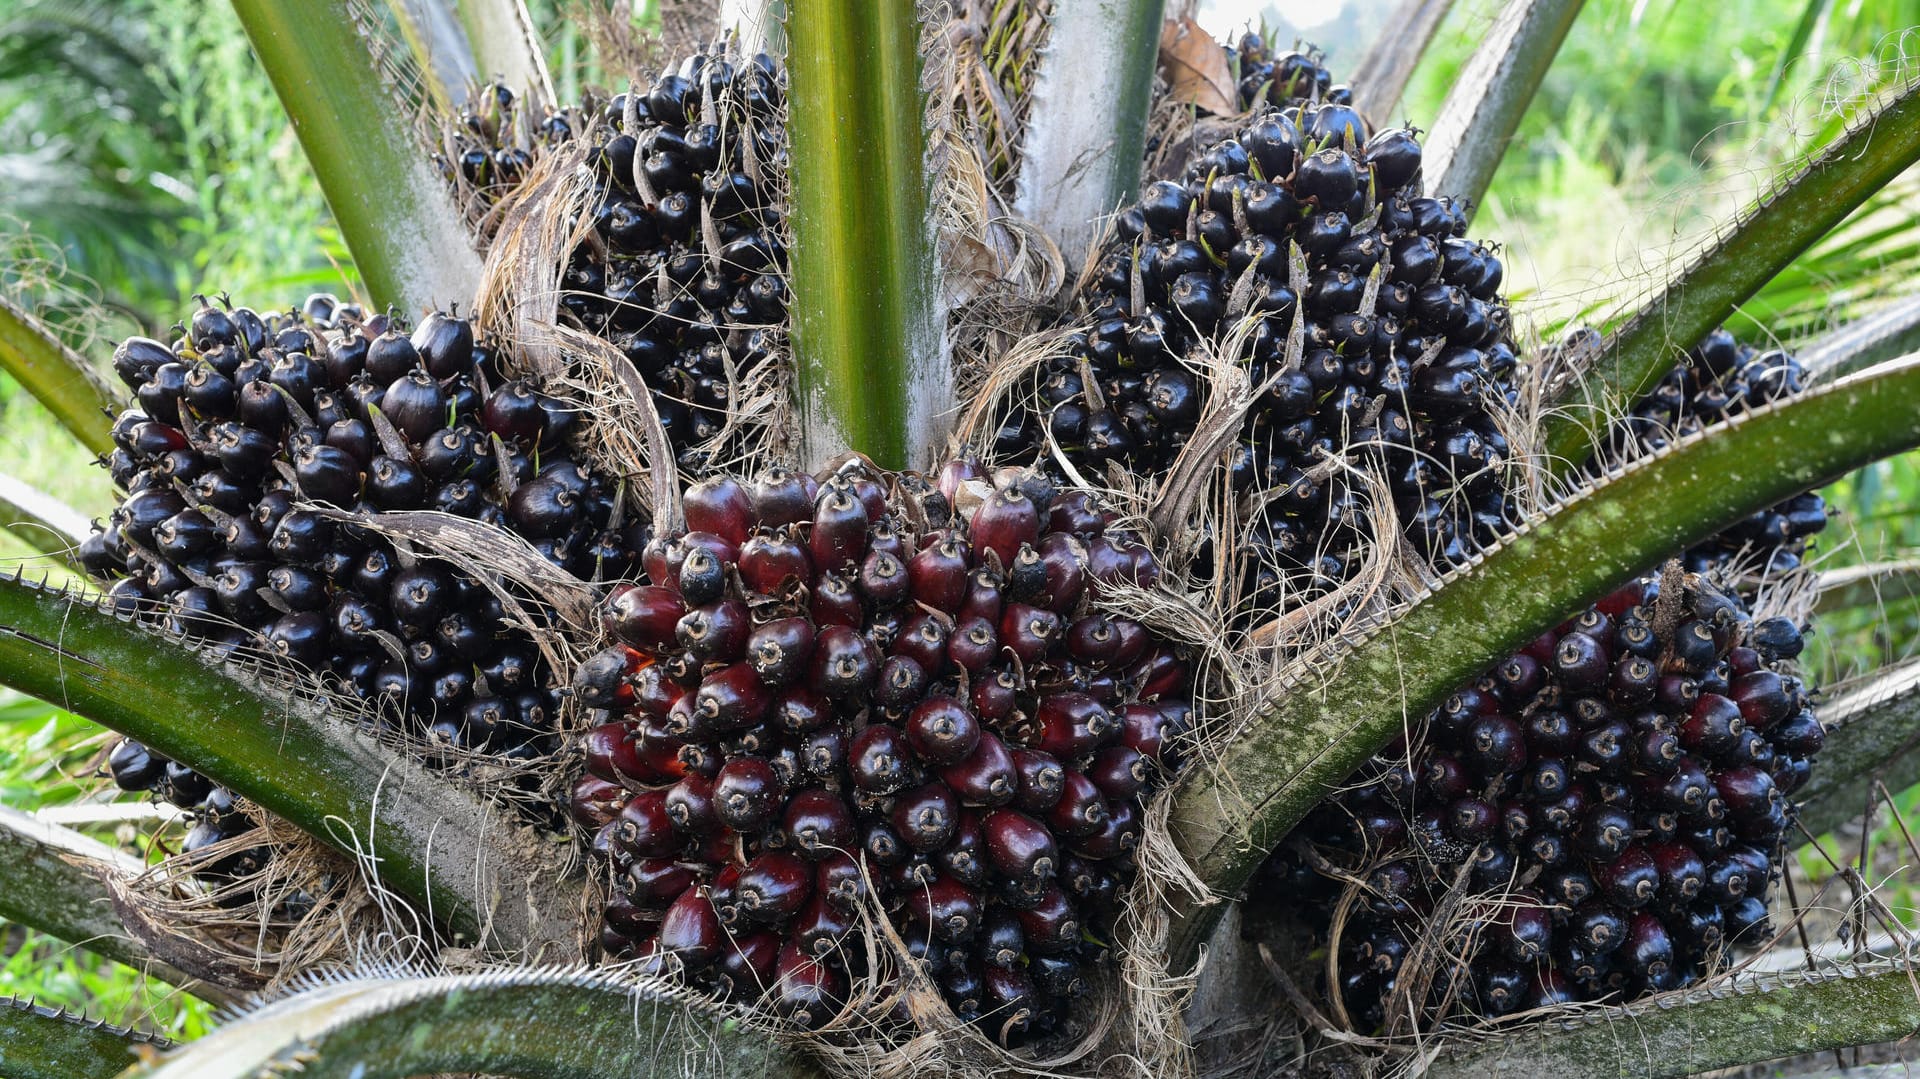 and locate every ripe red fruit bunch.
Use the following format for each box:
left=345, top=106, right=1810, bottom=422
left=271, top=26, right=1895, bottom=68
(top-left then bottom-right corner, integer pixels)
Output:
left=570, top=461, right=1195, bottom=1044
left=1253, top=569, right=1821, bottom=1029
